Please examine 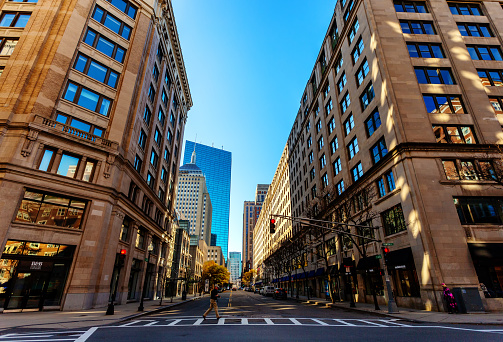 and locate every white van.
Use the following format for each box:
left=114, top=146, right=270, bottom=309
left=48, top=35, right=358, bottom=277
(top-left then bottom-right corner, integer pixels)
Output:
left=263, top=286, right=275, bottom=296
